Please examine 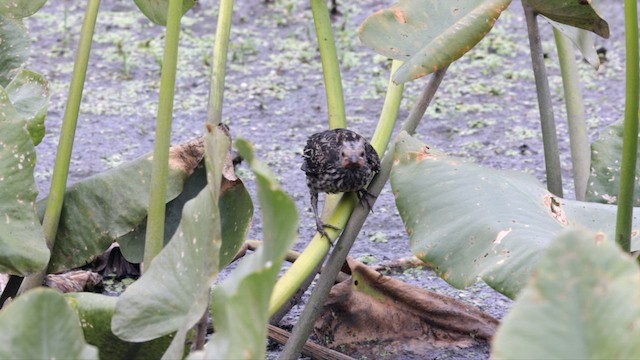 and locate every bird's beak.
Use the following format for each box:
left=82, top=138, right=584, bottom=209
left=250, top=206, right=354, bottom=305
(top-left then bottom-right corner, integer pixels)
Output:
left=344, top=156, right=363, bottom=169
